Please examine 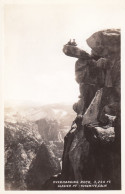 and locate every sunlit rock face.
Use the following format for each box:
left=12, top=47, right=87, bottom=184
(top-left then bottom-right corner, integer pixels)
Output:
left=60, top=29, right=121, bottom=190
